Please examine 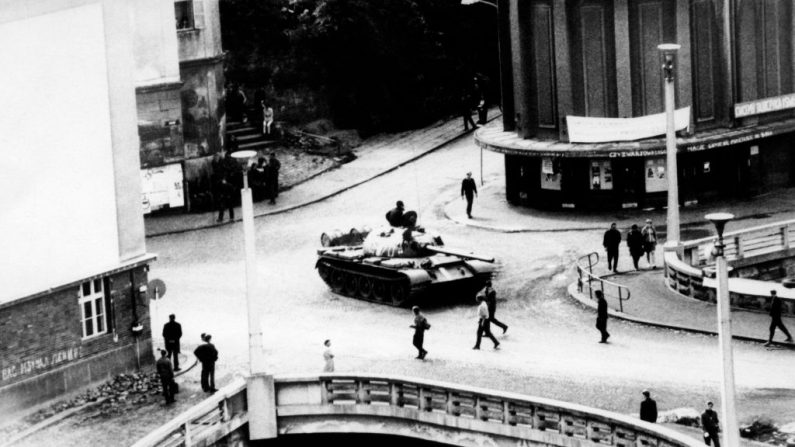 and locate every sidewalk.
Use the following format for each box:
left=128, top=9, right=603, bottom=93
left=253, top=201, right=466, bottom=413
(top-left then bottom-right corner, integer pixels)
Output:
left=145, top=109, right=500, bottom=237
left=443, top=176, right=795, bottom=345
